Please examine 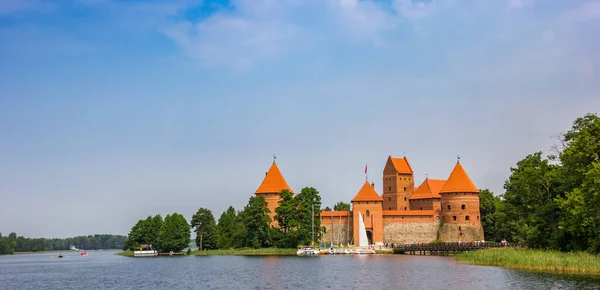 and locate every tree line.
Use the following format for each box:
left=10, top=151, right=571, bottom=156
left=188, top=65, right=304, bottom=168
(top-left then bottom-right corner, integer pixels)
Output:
left=124, top=187, right=342, bottom=252
left=0, top=232, right=126, bottom=254
left=479, top=113, right=600, bottom=254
